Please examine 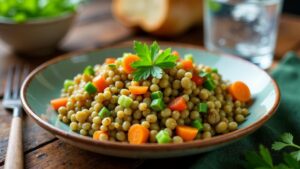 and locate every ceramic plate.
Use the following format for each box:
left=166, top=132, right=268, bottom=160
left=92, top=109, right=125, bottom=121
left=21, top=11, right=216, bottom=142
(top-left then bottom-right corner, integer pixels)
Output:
left=21, top=43, right=280, bottom=158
